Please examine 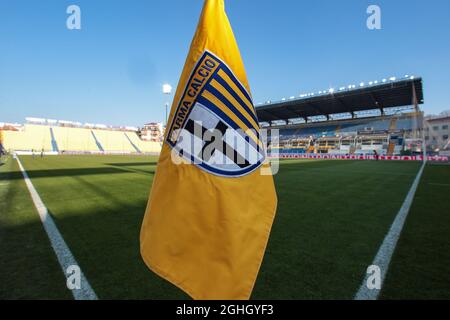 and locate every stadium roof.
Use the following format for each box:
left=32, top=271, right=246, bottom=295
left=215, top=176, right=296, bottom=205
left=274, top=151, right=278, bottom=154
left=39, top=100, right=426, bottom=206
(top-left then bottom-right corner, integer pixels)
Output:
left=255, top=77, right=423, bottom=122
